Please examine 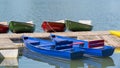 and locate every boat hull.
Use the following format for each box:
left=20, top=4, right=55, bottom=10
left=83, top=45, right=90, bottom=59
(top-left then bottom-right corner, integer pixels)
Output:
left=22, top=36, right=84, bottom=60
left=109, top=30, right=120, bottom=37
left=50, top=34, right=115, bottom=57
left=82, top=46, right=115, bottom=57
left=9, top=21, right=35, bottom=33
left=41, top=21, right=66, bottom=32
left=65, top=20, right=93, bottom=31
left=0, top=24, right=9, bottom=33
